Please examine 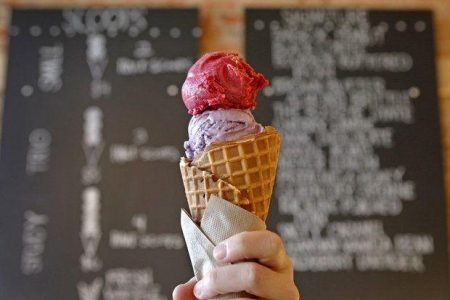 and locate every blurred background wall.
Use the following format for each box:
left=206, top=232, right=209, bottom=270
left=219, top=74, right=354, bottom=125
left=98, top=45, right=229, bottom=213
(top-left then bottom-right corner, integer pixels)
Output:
left=0, top=0, right=449, bottom=244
